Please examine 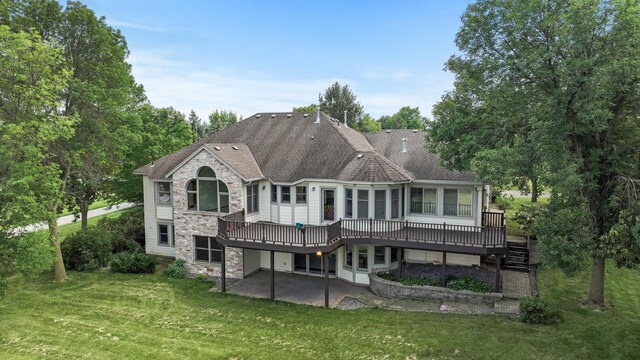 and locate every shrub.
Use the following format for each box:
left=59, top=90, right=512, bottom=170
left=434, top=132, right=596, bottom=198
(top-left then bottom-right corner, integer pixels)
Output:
left=97, top=206, right=145, bottom=252
left=195, top=274, right=208, bottom=281
left=376, top=271, right=398, bottom=282
left=519, top=297, right=560, bottom=325
left=494, top=196, right=512, bottom=210
left=513, top=204, right=546, bottom=239
left=166, top=259, right=187, bottom=279
left=62, top=229, right=112, bottom=271
left=109, top=251, right=157, bottom=274
left=446, top=276, right=493, bottom=293
left=400, top=276, right=441, bottom=287
left=0, top=275, right=7, bottom=299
